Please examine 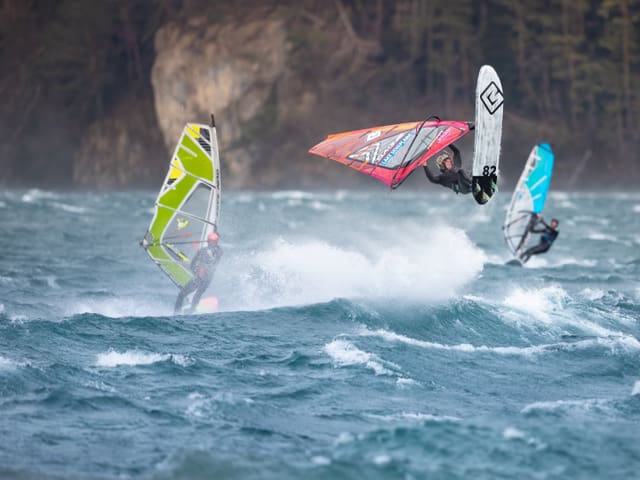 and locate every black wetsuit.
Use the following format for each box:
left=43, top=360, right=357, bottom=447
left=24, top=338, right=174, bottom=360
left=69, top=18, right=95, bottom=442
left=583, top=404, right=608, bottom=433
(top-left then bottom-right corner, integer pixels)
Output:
left=174, top=244, right=222, bottom=313
left=520, top=220, right=559, bottom=263
left=423, top=144, right=472, bottom=194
